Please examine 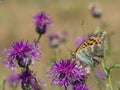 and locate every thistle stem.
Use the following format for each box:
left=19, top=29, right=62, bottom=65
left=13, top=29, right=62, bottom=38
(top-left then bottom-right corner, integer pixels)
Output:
left=81, top=20, right=87, bottom=37
left=12, top=86, right=16, bottom=90
left=108, top=75, right=113, bottom=90
left=36, top=34, right=42, bottom=43
left=51, top=49, right=57, bottom=62
left=101, top=60, right=107, bottom=76
left=65, top=87, right=67, bottom=90
left=102, top=58, right=114, bottom=90
left=2, top=79, right=6, bottom=90
left=99, top=18, right=106, bottom=30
